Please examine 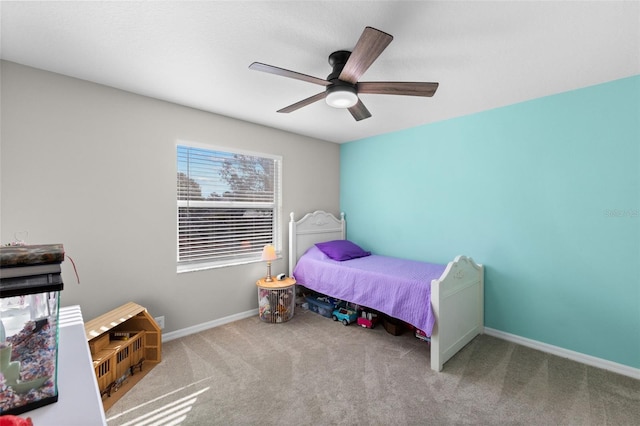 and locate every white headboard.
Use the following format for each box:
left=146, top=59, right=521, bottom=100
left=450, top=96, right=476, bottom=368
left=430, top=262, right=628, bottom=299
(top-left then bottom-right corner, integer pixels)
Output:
left=288, top=210, right=345, bottom=277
